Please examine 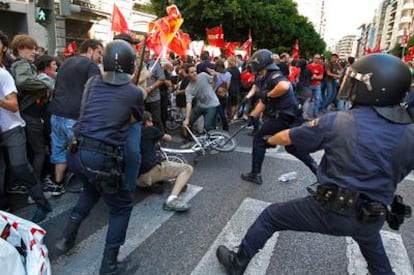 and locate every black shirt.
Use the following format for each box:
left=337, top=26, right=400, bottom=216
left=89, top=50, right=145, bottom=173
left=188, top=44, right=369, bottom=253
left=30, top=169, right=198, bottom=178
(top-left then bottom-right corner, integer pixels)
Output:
left=77, top=75, right=144, bottom=146
left=196, top=61, right=215, bottom=74
left=227, top=67, right=241, bottom=96
left=140, top=126, right=164, bottom=174
left=278, top=62, right=290, bottom=77
left=48, top=56, right=101, bottom=120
